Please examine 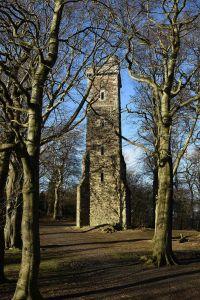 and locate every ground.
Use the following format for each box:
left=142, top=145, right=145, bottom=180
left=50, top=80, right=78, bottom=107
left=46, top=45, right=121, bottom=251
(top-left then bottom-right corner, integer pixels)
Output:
left=1, top=220, right=200, bottom=299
